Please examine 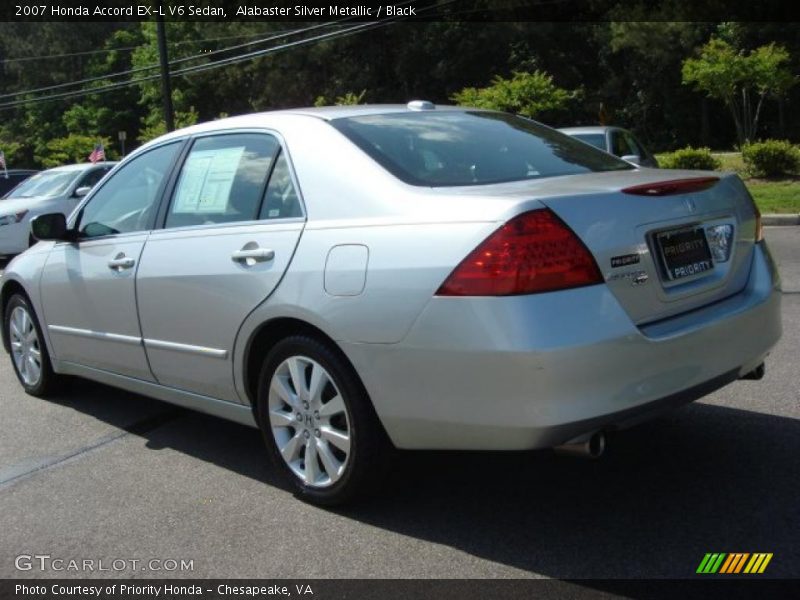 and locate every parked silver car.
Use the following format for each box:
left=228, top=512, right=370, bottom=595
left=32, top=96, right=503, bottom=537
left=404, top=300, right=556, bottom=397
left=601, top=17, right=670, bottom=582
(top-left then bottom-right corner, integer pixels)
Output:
left=0, top=162, right=115, bottom=257
left=1, top=104, right=781, bottom=504
left=559, top=126, right=659, bottom=167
